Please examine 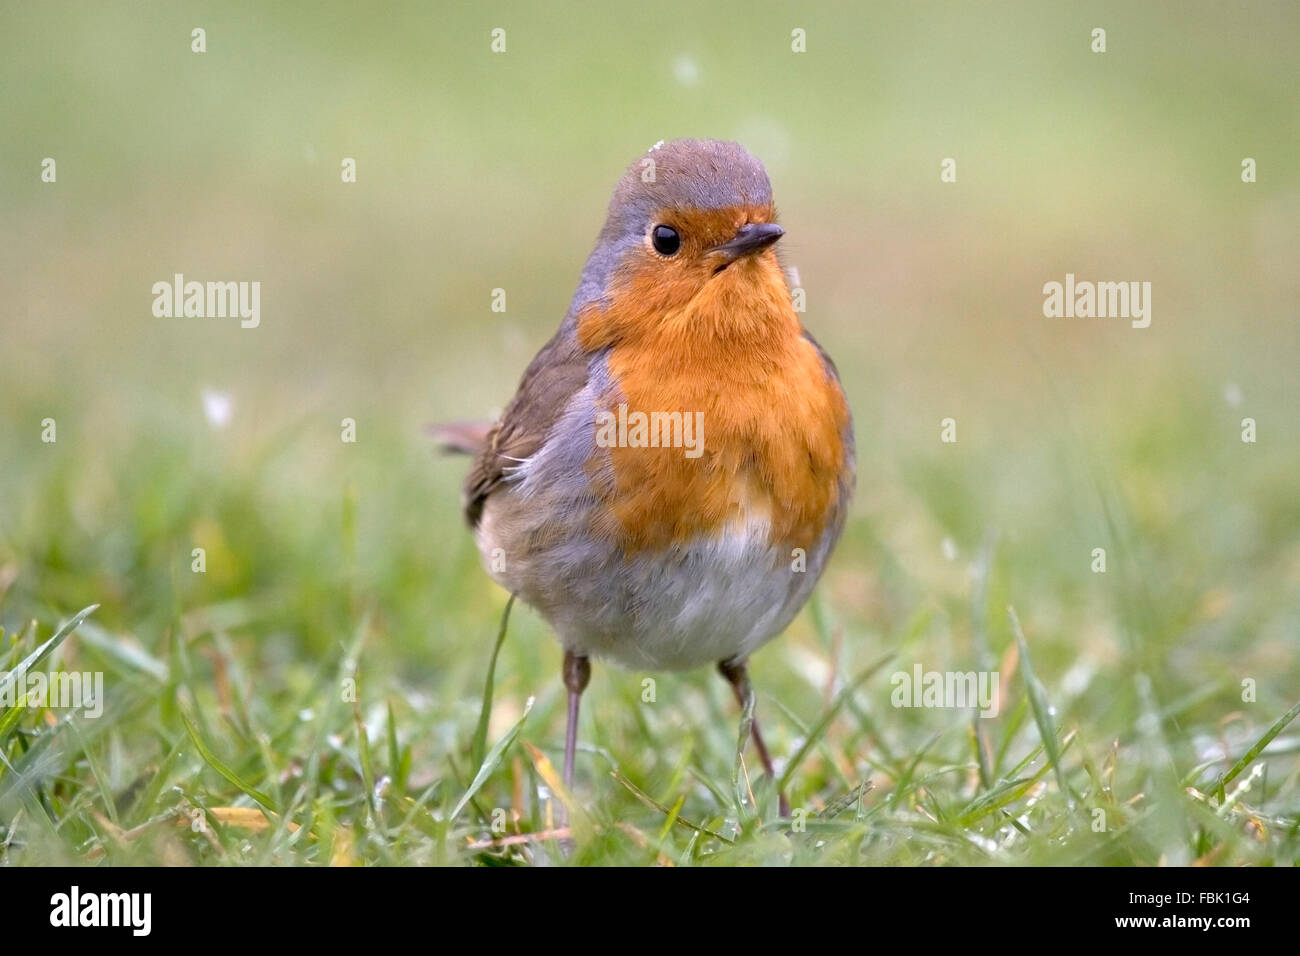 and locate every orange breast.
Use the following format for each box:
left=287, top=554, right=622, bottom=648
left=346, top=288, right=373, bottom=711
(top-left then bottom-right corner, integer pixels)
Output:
left=576, top=257, right=849, bottom=554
